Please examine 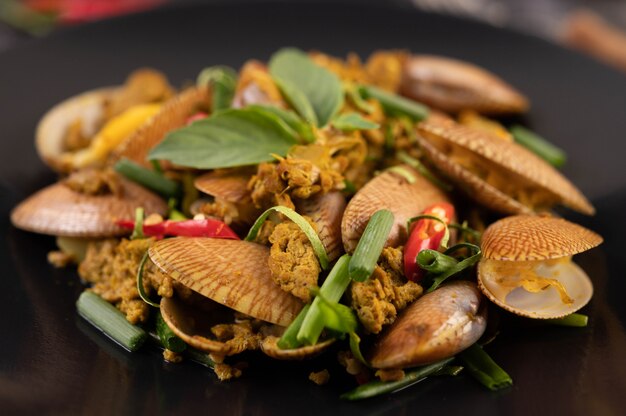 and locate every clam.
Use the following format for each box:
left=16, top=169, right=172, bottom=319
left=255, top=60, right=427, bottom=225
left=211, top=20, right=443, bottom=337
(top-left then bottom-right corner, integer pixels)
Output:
left=260, top=336, right=334, bottom=360
left=400, top=55, right=529, bottom=114
left=341, top=166, right=451, bottom=253
left=417, top=118, right=595, bottom=215
left=148, top=238, right=303, bottom=326
left=296, top=191, right=346, bottom=262
left=477, top=215, right=603, bottom=319
left=194, top=171, right=251, bottom=204
left=10, top=171, right=167, bottom=237
left=232, top=60, right=284, bottom=108
left=112, top=85, right=210, bottom=167
left=369, top=281, right=487, bottom=369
